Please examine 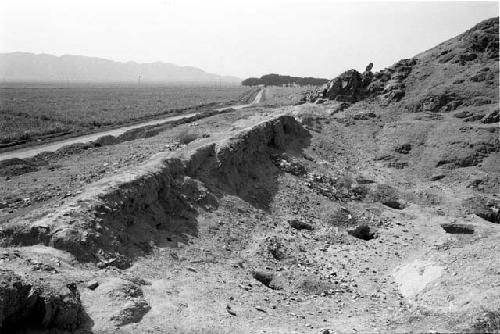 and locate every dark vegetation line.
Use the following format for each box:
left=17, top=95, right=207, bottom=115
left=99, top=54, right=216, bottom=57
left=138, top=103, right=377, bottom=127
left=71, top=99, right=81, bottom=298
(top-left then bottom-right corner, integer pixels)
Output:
left=242, top=73, right=328, bottom=87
